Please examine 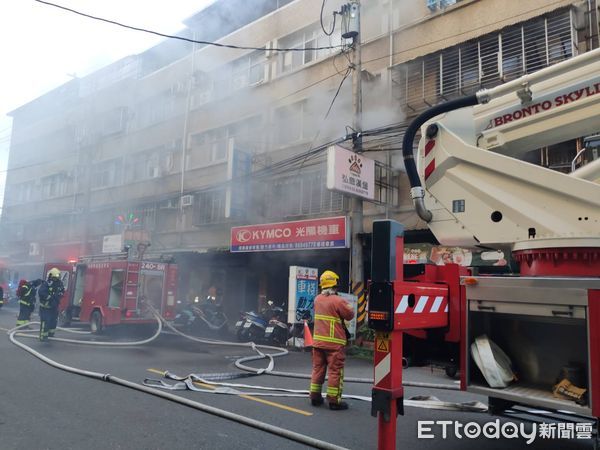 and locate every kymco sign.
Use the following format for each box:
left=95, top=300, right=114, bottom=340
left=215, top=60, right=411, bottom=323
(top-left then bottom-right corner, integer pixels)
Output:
left=231, top=217, right=348, bottom=252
